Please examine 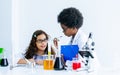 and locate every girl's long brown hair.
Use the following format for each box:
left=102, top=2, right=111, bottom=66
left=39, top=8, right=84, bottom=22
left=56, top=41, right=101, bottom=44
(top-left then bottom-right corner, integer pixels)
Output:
left=25, top=30, right=55, bottom=59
